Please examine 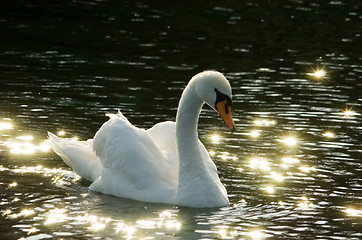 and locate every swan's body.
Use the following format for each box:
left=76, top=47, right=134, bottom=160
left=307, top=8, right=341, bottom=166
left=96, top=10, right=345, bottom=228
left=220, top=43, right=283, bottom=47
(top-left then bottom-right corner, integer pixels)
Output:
left=49, top=71, right=235, bottom=208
